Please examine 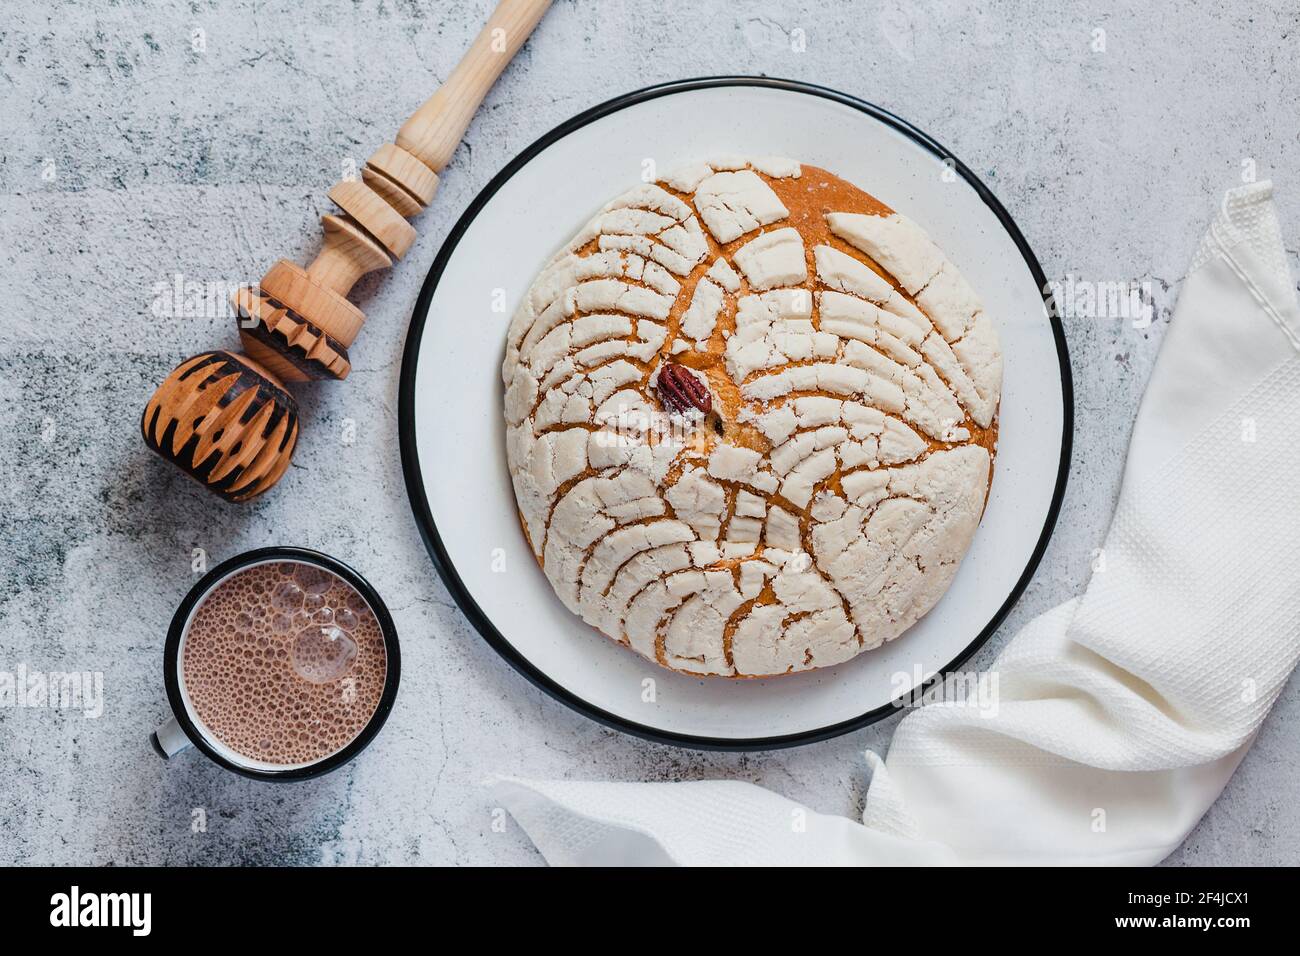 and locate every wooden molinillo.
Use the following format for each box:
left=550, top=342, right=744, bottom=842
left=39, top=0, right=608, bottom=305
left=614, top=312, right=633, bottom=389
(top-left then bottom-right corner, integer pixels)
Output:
left=142, top=0, right=552, bottom=501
